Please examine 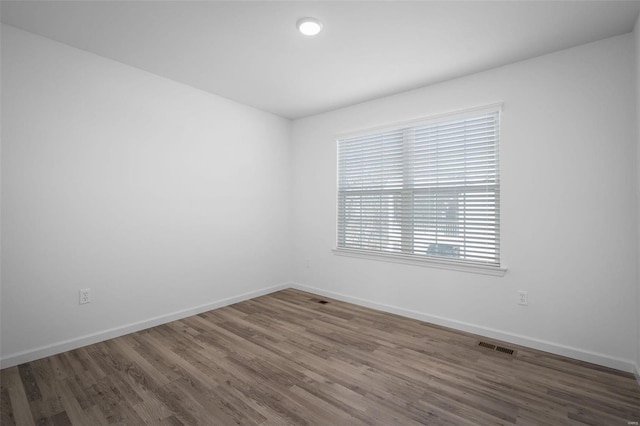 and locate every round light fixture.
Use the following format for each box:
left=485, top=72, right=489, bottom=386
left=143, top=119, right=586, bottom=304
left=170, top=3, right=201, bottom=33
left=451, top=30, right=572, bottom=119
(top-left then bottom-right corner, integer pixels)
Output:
left=297, top=17, right=322, bottom=36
